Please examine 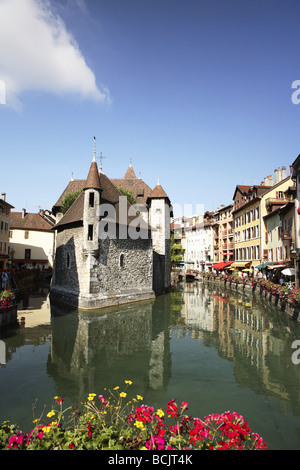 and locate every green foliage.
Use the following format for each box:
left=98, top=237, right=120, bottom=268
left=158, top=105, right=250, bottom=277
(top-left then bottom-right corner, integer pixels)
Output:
left=117, top=186, right=136, bottom=206
left=171, top=231, right=183, bottom=266
left=61, top=189, right=83, bottom=214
